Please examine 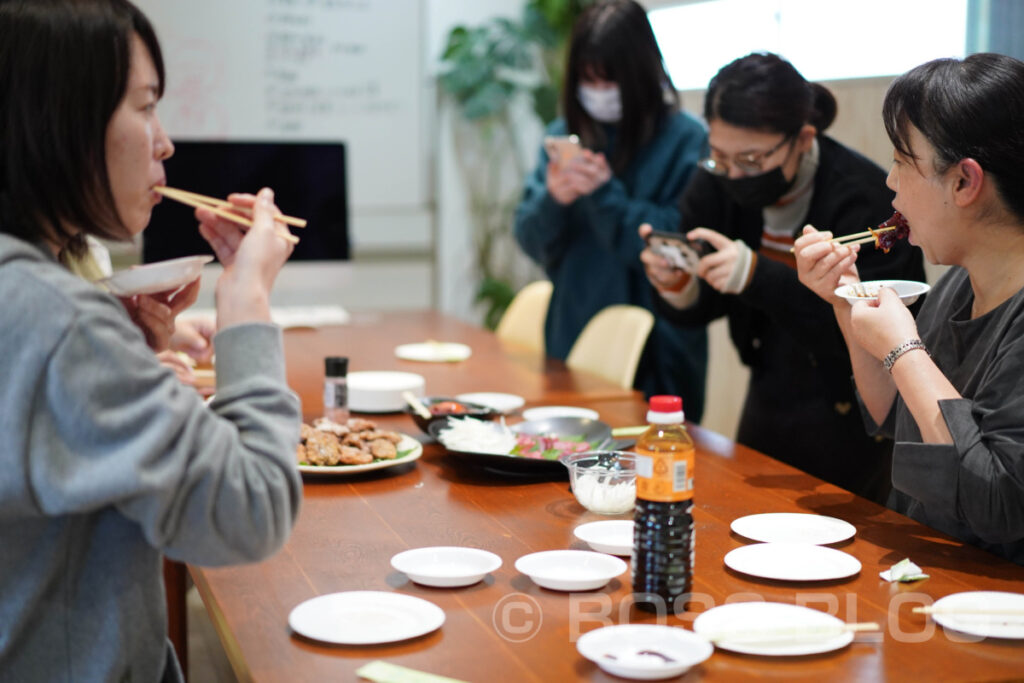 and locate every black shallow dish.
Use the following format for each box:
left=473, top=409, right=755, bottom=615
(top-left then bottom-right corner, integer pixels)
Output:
left=406, top=396, right=498, bottom=435
left=428, top=416, right=612, bottom=476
